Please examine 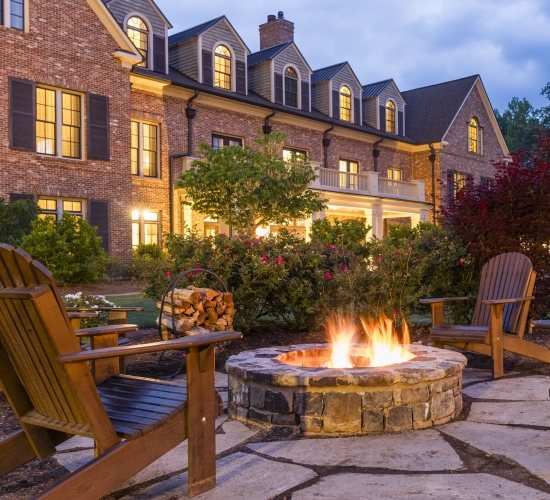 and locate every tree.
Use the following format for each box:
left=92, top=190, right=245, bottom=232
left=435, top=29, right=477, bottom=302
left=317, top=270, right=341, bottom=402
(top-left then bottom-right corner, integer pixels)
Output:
left=441, top=132, right=550, bottom=314
left=176, top=131, right=327, bottom=238
left=0, top=198, right=40, bottom=247
left=494, top=97, right=541, bottom=152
